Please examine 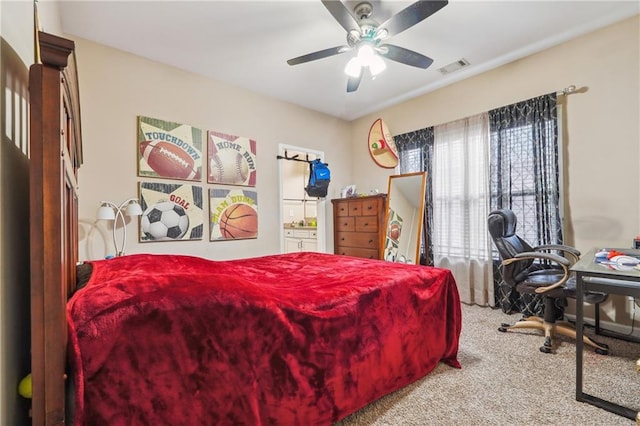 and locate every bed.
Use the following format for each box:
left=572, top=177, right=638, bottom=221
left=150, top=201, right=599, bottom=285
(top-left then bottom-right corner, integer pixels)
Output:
left=29, top=32, right=462, bottom=425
